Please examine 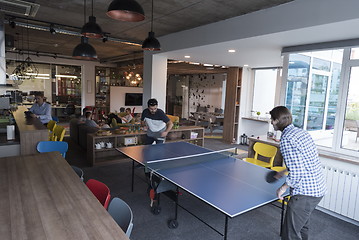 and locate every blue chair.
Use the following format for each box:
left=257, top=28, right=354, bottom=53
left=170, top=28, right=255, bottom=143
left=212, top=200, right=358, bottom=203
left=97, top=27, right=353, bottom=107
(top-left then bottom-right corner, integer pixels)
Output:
left=52, top=116, right=59, bottom=123
left=36, top=141, right=68, bottom=158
